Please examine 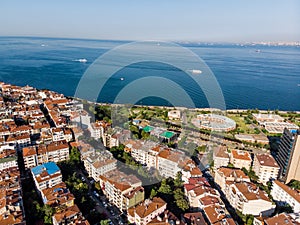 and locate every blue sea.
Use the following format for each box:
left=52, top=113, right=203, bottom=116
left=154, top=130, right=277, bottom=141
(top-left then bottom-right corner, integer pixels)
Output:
left=0, top=36, right=299, bottom=111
